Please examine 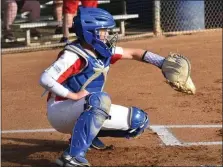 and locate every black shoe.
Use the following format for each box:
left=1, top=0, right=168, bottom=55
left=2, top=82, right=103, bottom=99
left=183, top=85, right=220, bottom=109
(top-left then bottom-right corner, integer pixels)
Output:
left=30, top=28, right=42, bottom=38
left=91, top=137, right=107, bottom=150
left=3, top=30, right=15, bottom=41
left=69, top=28, right=75, bottom=33
left=60, top=37, right=69, bottom=43
left=55, top=26, right=63, bottom=34
left=55, top=148, right=90, bottom=167
left=68, top=137, right=108, bottom=150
